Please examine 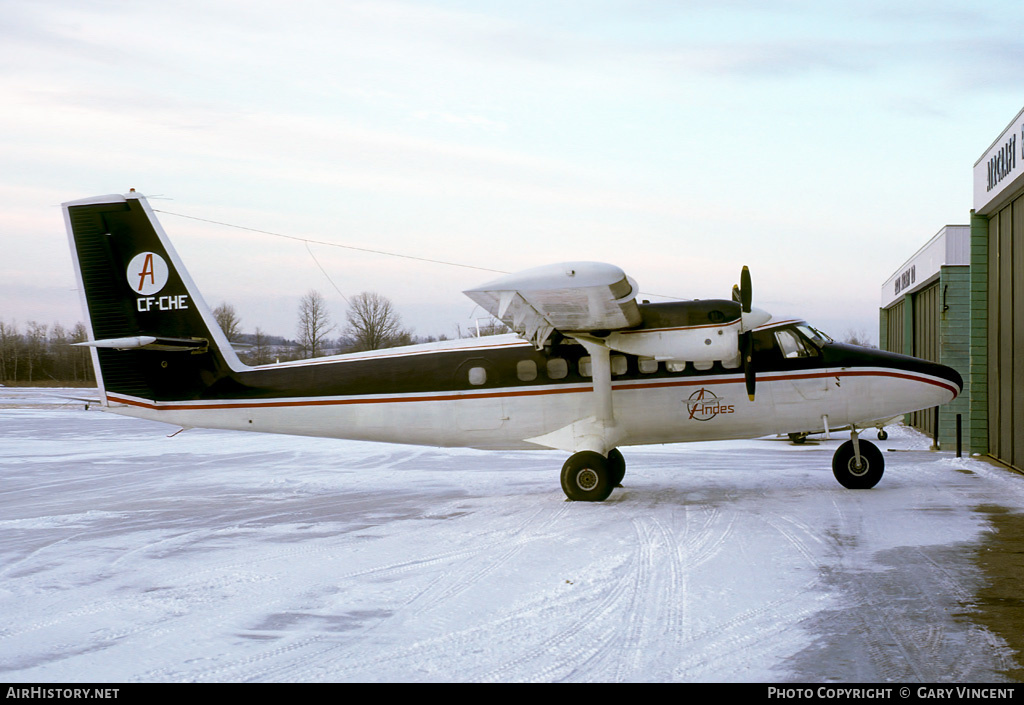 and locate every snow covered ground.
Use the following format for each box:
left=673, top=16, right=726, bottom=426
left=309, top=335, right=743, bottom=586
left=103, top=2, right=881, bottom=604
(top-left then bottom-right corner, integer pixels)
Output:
left=1, top=389, right=1021, bottom=682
